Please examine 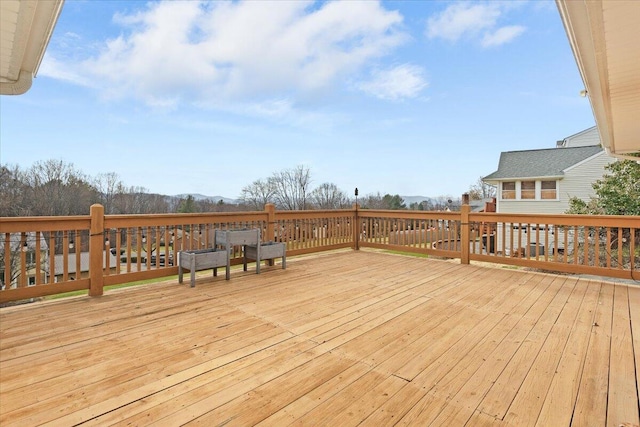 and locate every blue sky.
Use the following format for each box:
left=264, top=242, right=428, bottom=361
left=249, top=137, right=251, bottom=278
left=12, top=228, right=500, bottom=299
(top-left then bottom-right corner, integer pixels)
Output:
left=0, top=0, right=596, bottom=200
